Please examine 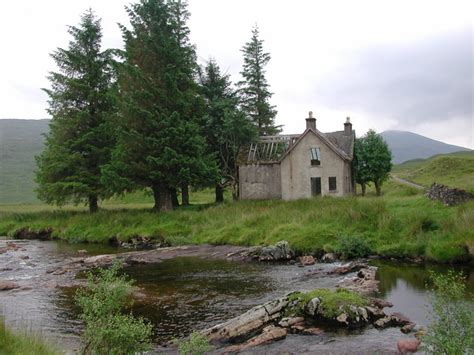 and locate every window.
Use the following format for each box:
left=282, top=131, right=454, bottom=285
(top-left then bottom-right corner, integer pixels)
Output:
left=310, top=147, right=321, bottom=166
left=329, top=177, right=337, bottom=191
